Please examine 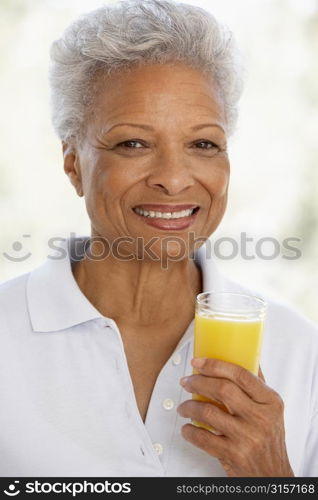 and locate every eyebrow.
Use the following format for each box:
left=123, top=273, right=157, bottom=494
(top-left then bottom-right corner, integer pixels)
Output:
left=103, top=122, right=225, bottom=134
